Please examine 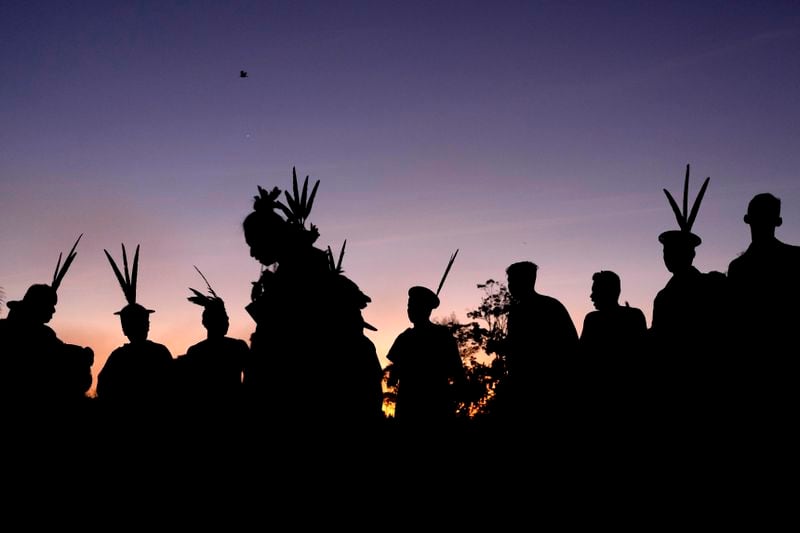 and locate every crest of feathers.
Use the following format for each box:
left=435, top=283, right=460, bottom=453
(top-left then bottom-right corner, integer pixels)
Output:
left=663, top=164, right=710, bottom=234
left=326, top=240, right=347, bottom=274
left=51, top=234, right=83, bottom=291
left=187, top=266, right=225, bottom=310
left=253, top=166, right=321, bottom=245
left=104, top=243, right=140, bottom=305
